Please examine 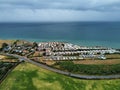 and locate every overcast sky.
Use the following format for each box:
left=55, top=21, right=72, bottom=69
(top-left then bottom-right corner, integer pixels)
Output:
left=0, top=0, right=120, bottom=22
